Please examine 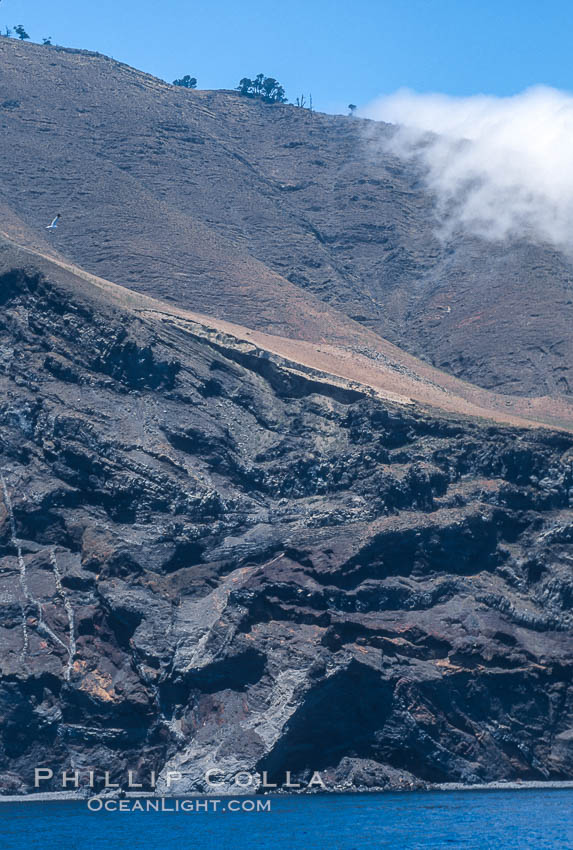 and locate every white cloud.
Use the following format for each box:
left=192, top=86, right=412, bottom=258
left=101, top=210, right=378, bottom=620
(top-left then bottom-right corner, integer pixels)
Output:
left=361, top=86, right=573, bottom=249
